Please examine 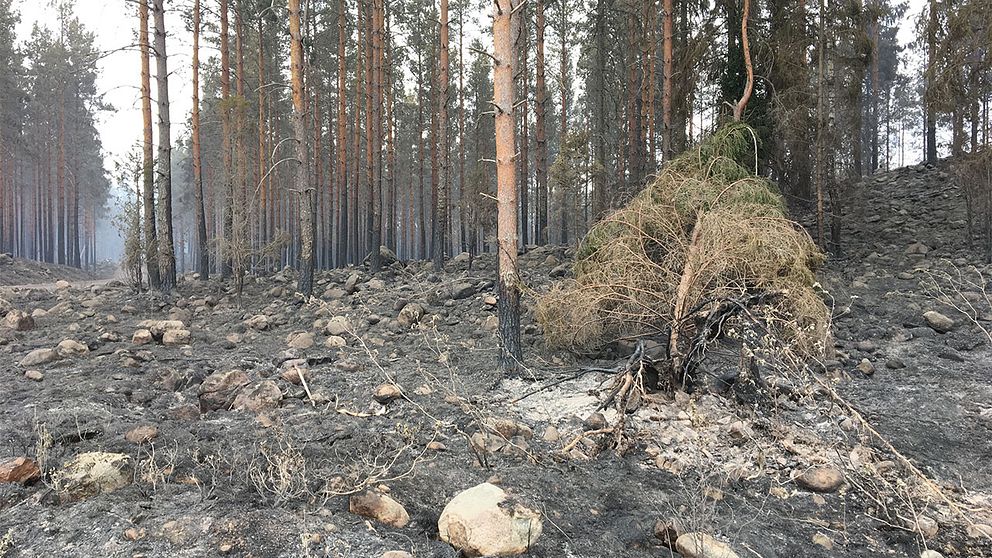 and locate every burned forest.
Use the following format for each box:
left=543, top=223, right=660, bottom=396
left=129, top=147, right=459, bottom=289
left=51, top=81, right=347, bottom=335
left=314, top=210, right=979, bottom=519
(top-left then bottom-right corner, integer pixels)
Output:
left=0, top=0, right=992, bottom=557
